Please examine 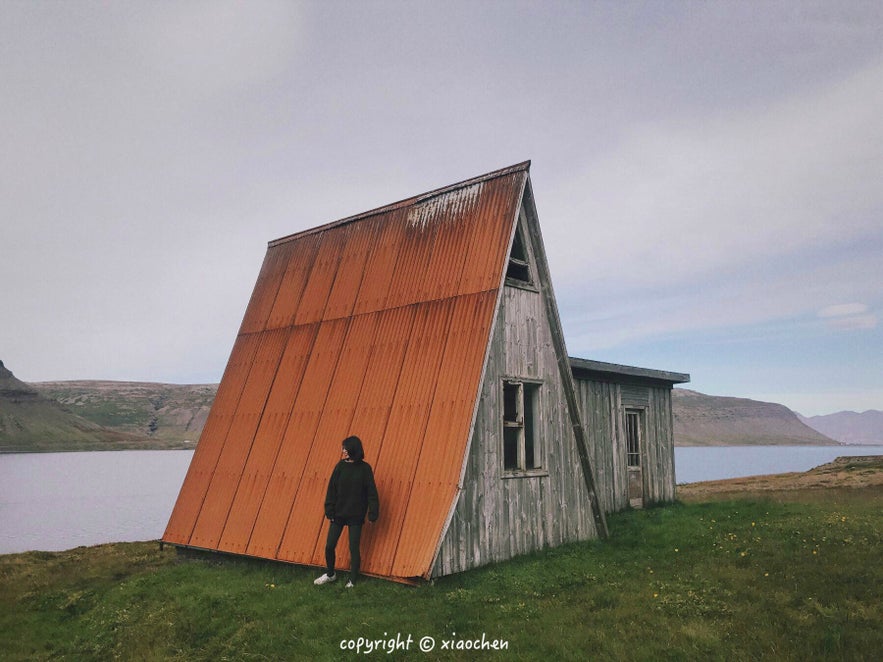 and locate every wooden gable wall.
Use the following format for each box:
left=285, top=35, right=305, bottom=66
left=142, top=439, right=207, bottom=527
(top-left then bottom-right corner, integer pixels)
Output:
left=432, top=203, right=601, bottom=577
